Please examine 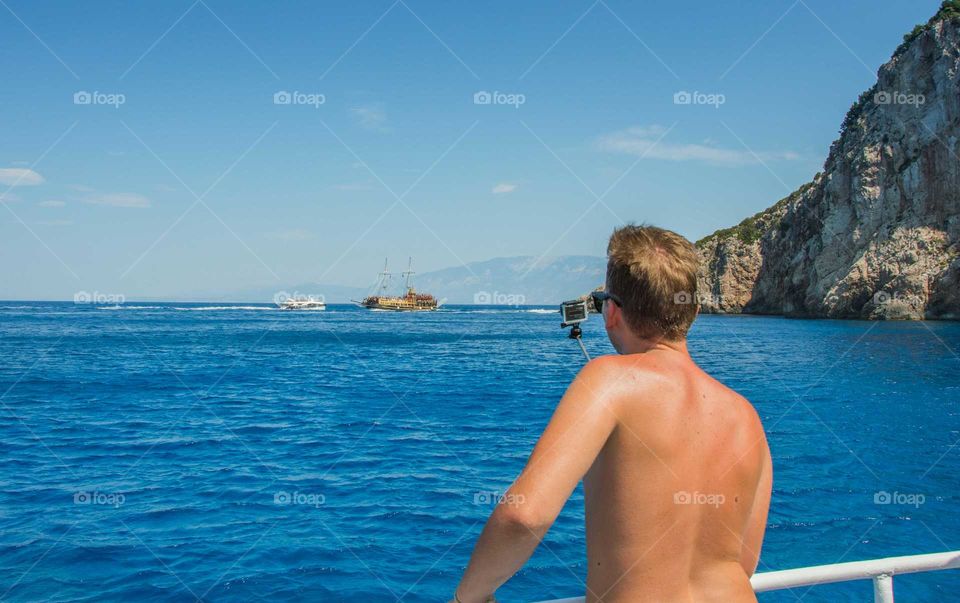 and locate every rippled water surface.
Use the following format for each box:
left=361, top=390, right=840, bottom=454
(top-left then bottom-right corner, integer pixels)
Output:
left=1, top=302, right=958, bottom=601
